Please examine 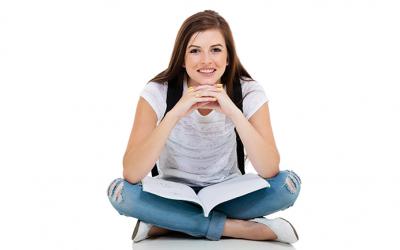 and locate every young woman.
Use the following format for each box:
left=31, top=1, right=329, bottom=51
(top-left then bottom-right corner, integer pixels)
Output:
left=107, top=10, right=301, bottom=244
